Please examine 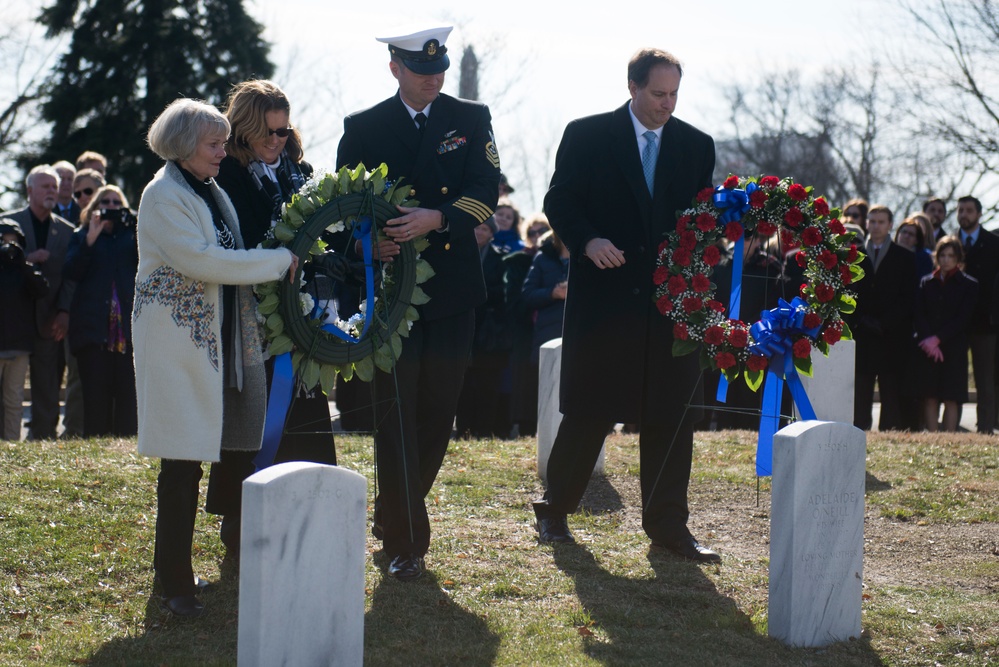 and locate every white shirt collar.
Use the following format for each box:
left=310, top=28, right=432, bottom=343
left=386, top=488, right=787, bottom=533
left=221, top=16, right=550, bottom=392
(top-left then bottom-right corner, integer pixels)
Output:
left=628, top=103, right=664, bottom=148
left=401, top=98, right=434, bottom=123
